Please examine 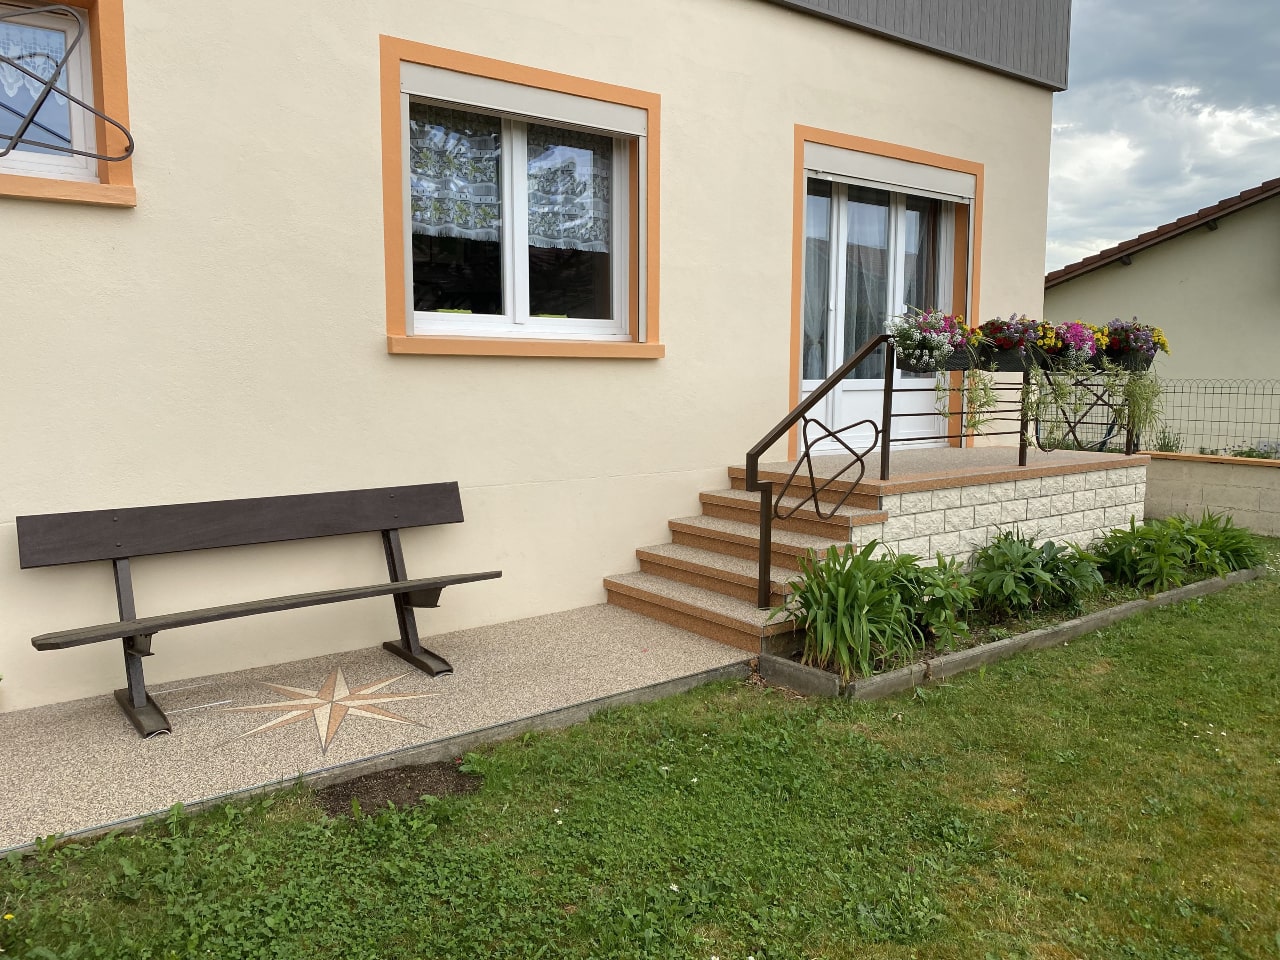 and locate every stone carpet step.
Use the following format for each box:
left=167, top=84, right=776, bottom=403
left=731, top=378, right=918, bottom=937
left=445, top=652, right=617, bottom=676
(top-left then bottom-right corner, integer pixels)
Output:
left=603, top=572, right=797, bottom=654
left=636, top=542, right=798, bottom=605
left=699, top=488, right=887, bottom=539
left=667, top=515, right=872, bottom=571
